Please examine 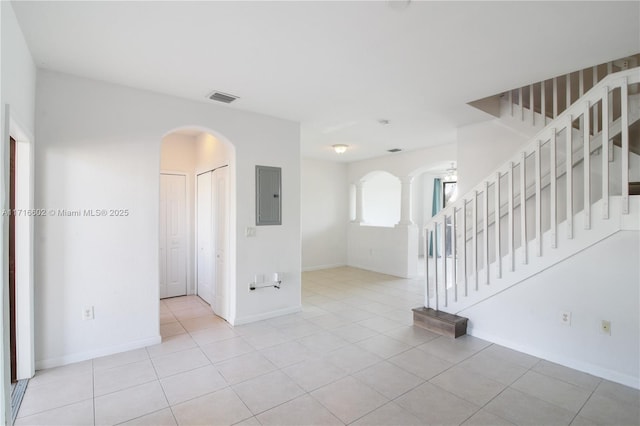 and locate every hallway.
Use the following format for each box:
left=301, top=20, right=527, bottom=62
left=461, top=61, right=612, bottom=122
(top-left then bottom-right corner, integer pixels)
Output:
left=14, top=267, right=640, bottom=425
